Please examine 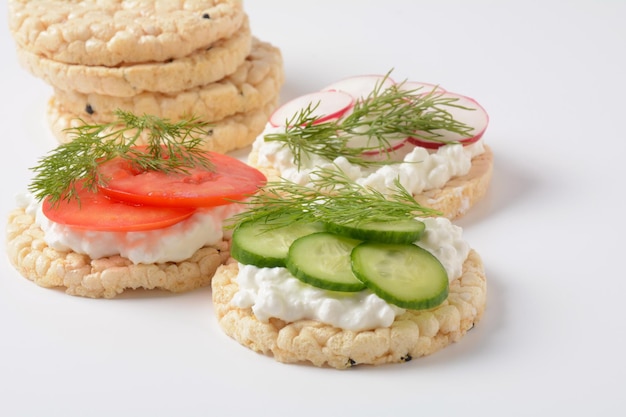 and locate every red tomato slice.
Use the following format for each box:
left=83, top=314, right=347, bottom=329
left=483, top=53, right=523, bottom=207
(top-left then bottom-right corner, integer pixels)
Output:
left=97, top=150, right=267, bottom=208
left=42, top=182, right=196, bottom=232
